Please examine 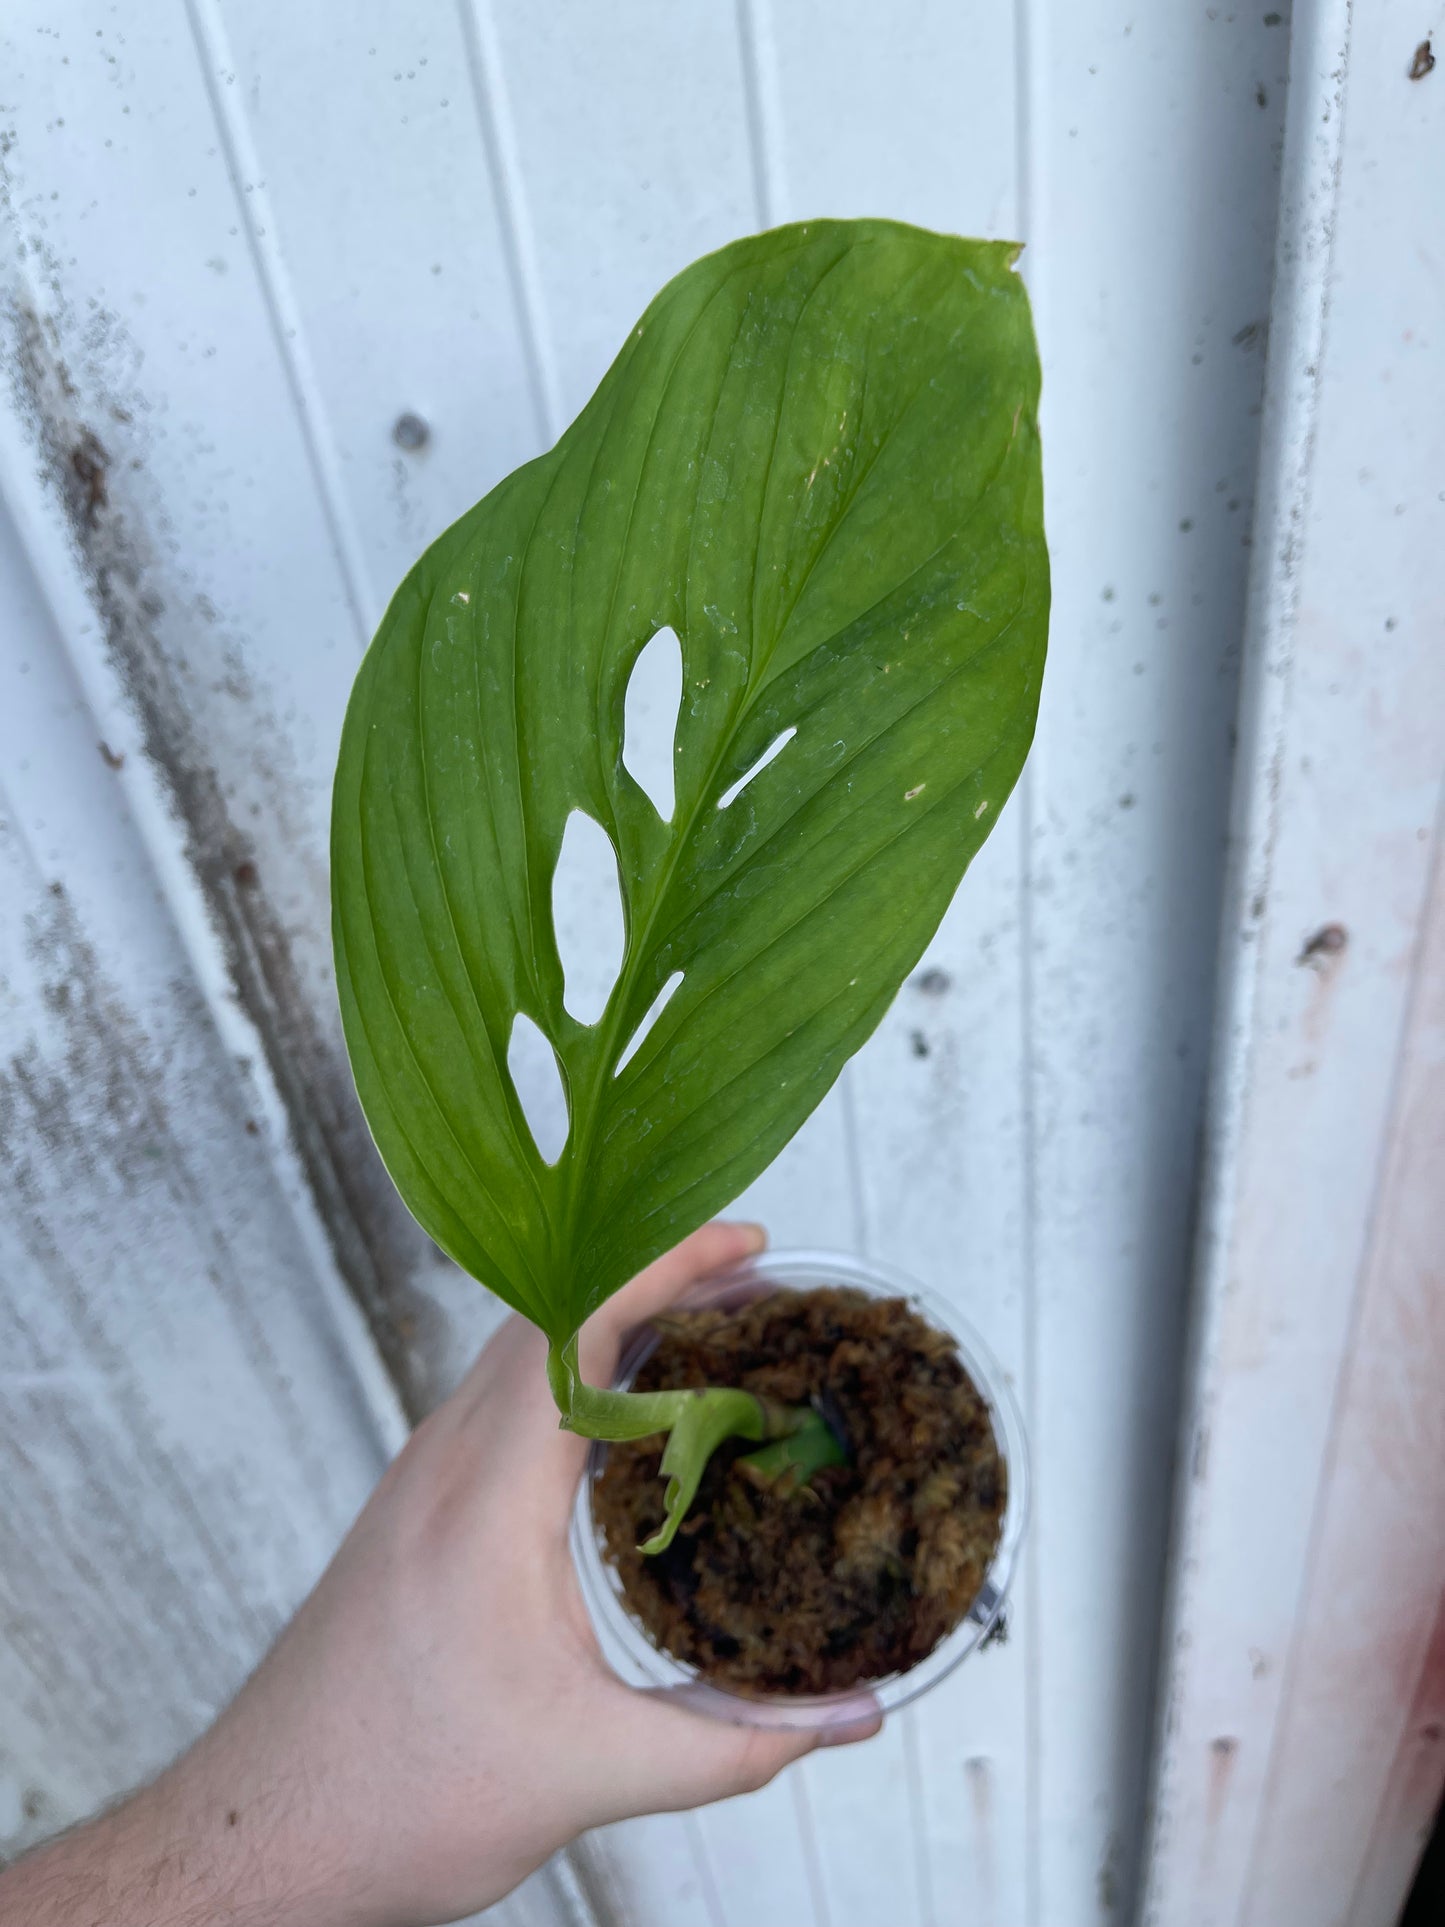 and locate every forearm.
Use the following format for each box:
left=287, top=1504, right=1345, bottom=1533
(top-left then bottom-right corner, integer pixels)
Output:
left=0, top=1752, right=345, bottom=1927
